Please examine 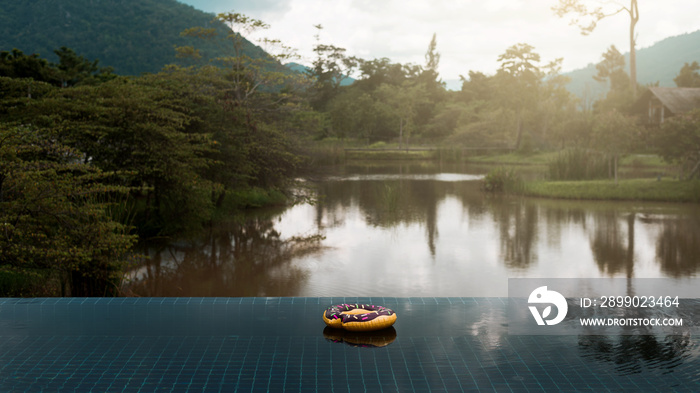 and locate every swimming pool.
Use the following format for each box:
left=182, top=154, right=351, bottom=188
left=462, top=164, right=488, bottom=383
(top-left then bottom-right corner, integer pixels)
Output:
left=1, top=297, right=699, bottom=392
